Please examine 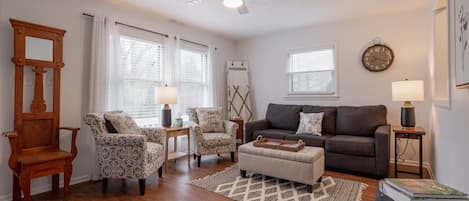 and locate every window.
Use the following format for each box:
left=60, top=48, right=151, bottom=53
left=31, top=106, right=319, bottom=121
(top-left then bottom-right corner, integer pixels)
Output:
left=287, top=46, right=337, bottom=96
left=177, top=41, right=210, bottom=116
left=119, top=35, right=163, bottom=127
